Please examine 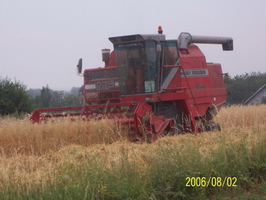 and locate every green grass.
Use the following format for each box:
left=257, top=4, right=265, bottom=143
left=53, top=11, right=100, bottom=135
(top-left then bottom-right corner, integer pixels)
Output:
left=1, top=131, right=266, bottom=199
